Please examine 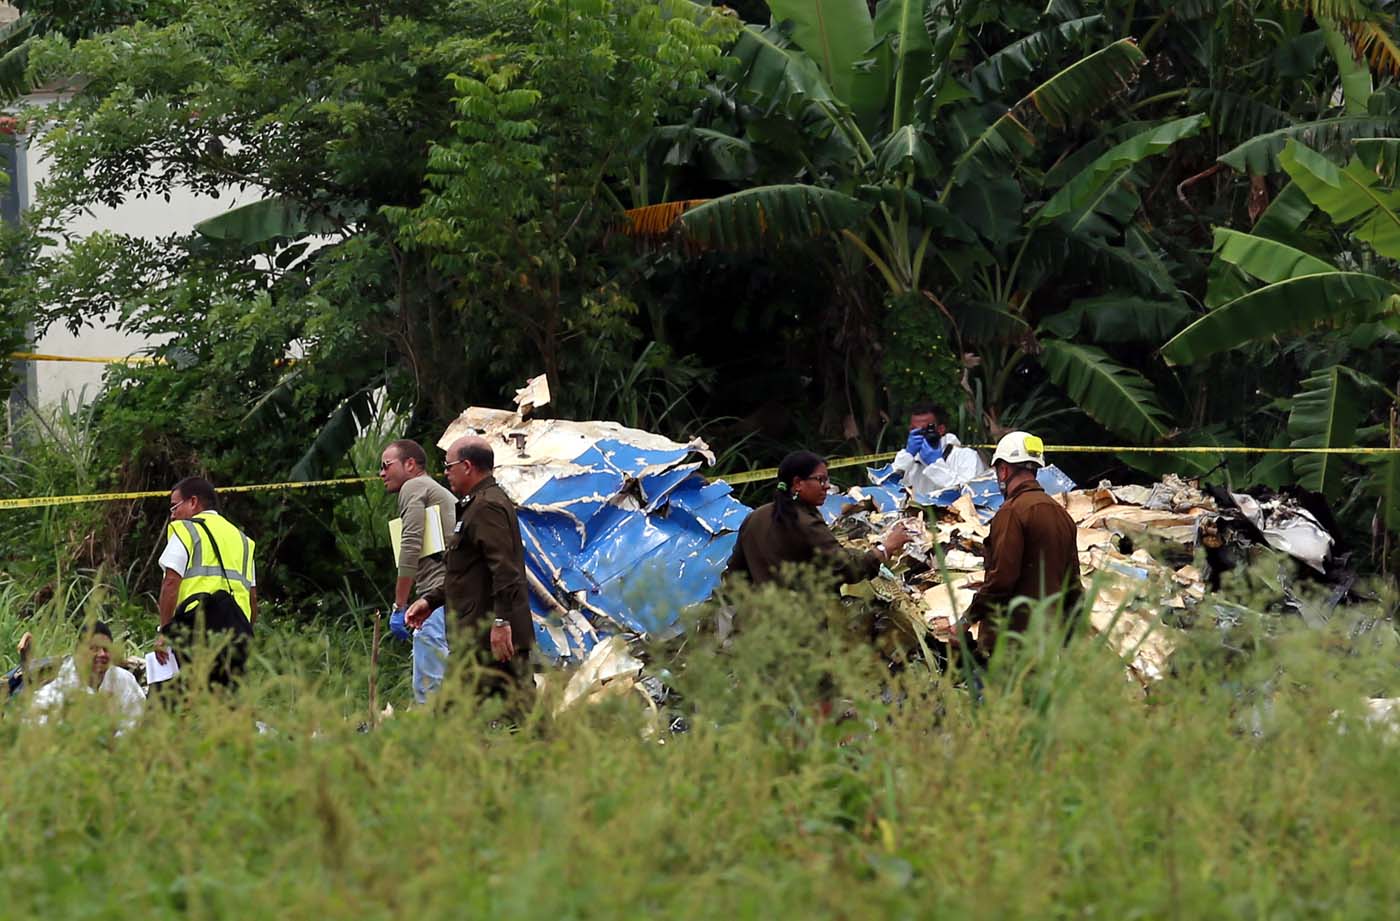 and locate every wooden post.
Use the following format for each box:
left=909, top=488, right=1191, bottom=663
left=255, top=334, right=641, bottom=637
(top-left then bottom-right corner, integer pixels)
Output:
left=368, top=610, right=382, bottom=729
